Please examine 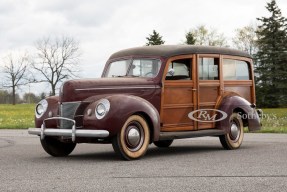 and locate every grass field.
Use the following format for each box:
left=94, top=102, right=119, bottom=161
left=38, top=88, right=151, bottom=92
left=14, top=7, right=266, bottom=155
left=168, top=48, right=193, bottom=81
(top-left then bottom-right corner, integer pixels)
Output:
left=0, top=104, right=35, bottom=129
left=255, top=108, right=287, bottom=133
left=0, top=104, right=286, bottom=133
